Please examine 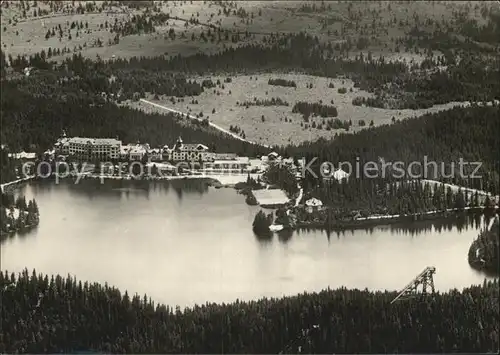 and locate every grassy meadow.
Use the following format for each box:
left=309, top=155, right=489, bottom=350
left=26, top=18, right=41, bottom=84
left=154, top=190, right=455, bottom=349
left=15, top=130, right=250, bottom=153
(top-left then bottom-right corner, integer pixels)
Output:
left=128, top=73, right=471, bottom=147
